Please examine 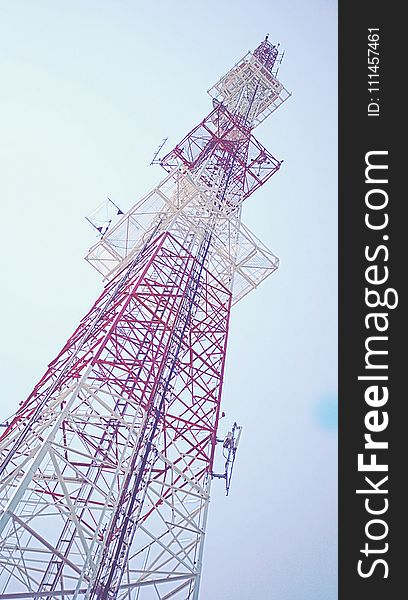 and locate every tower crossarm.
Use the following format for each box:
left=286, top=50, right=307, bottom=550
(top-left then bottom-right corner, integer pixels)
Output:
left=85, top=170, right=279, bottom=305
left=160, top=104, right=282, bottom=210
